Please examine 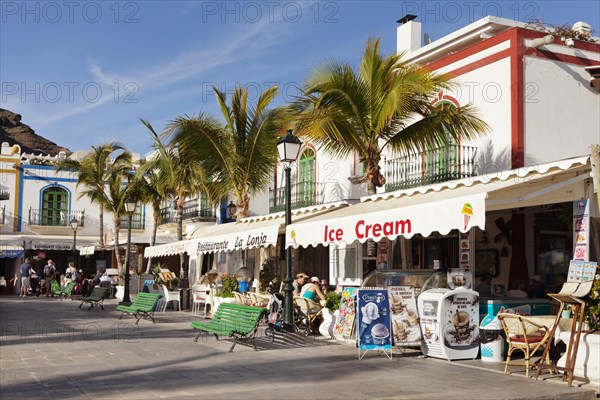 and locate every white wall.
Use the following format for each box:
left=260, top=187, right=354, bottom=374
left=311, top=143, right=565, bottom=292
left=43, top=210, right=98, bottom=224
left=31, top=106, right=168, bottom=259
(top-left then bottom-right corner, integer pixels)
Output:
left=524, top=56, right=600, bottom=165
